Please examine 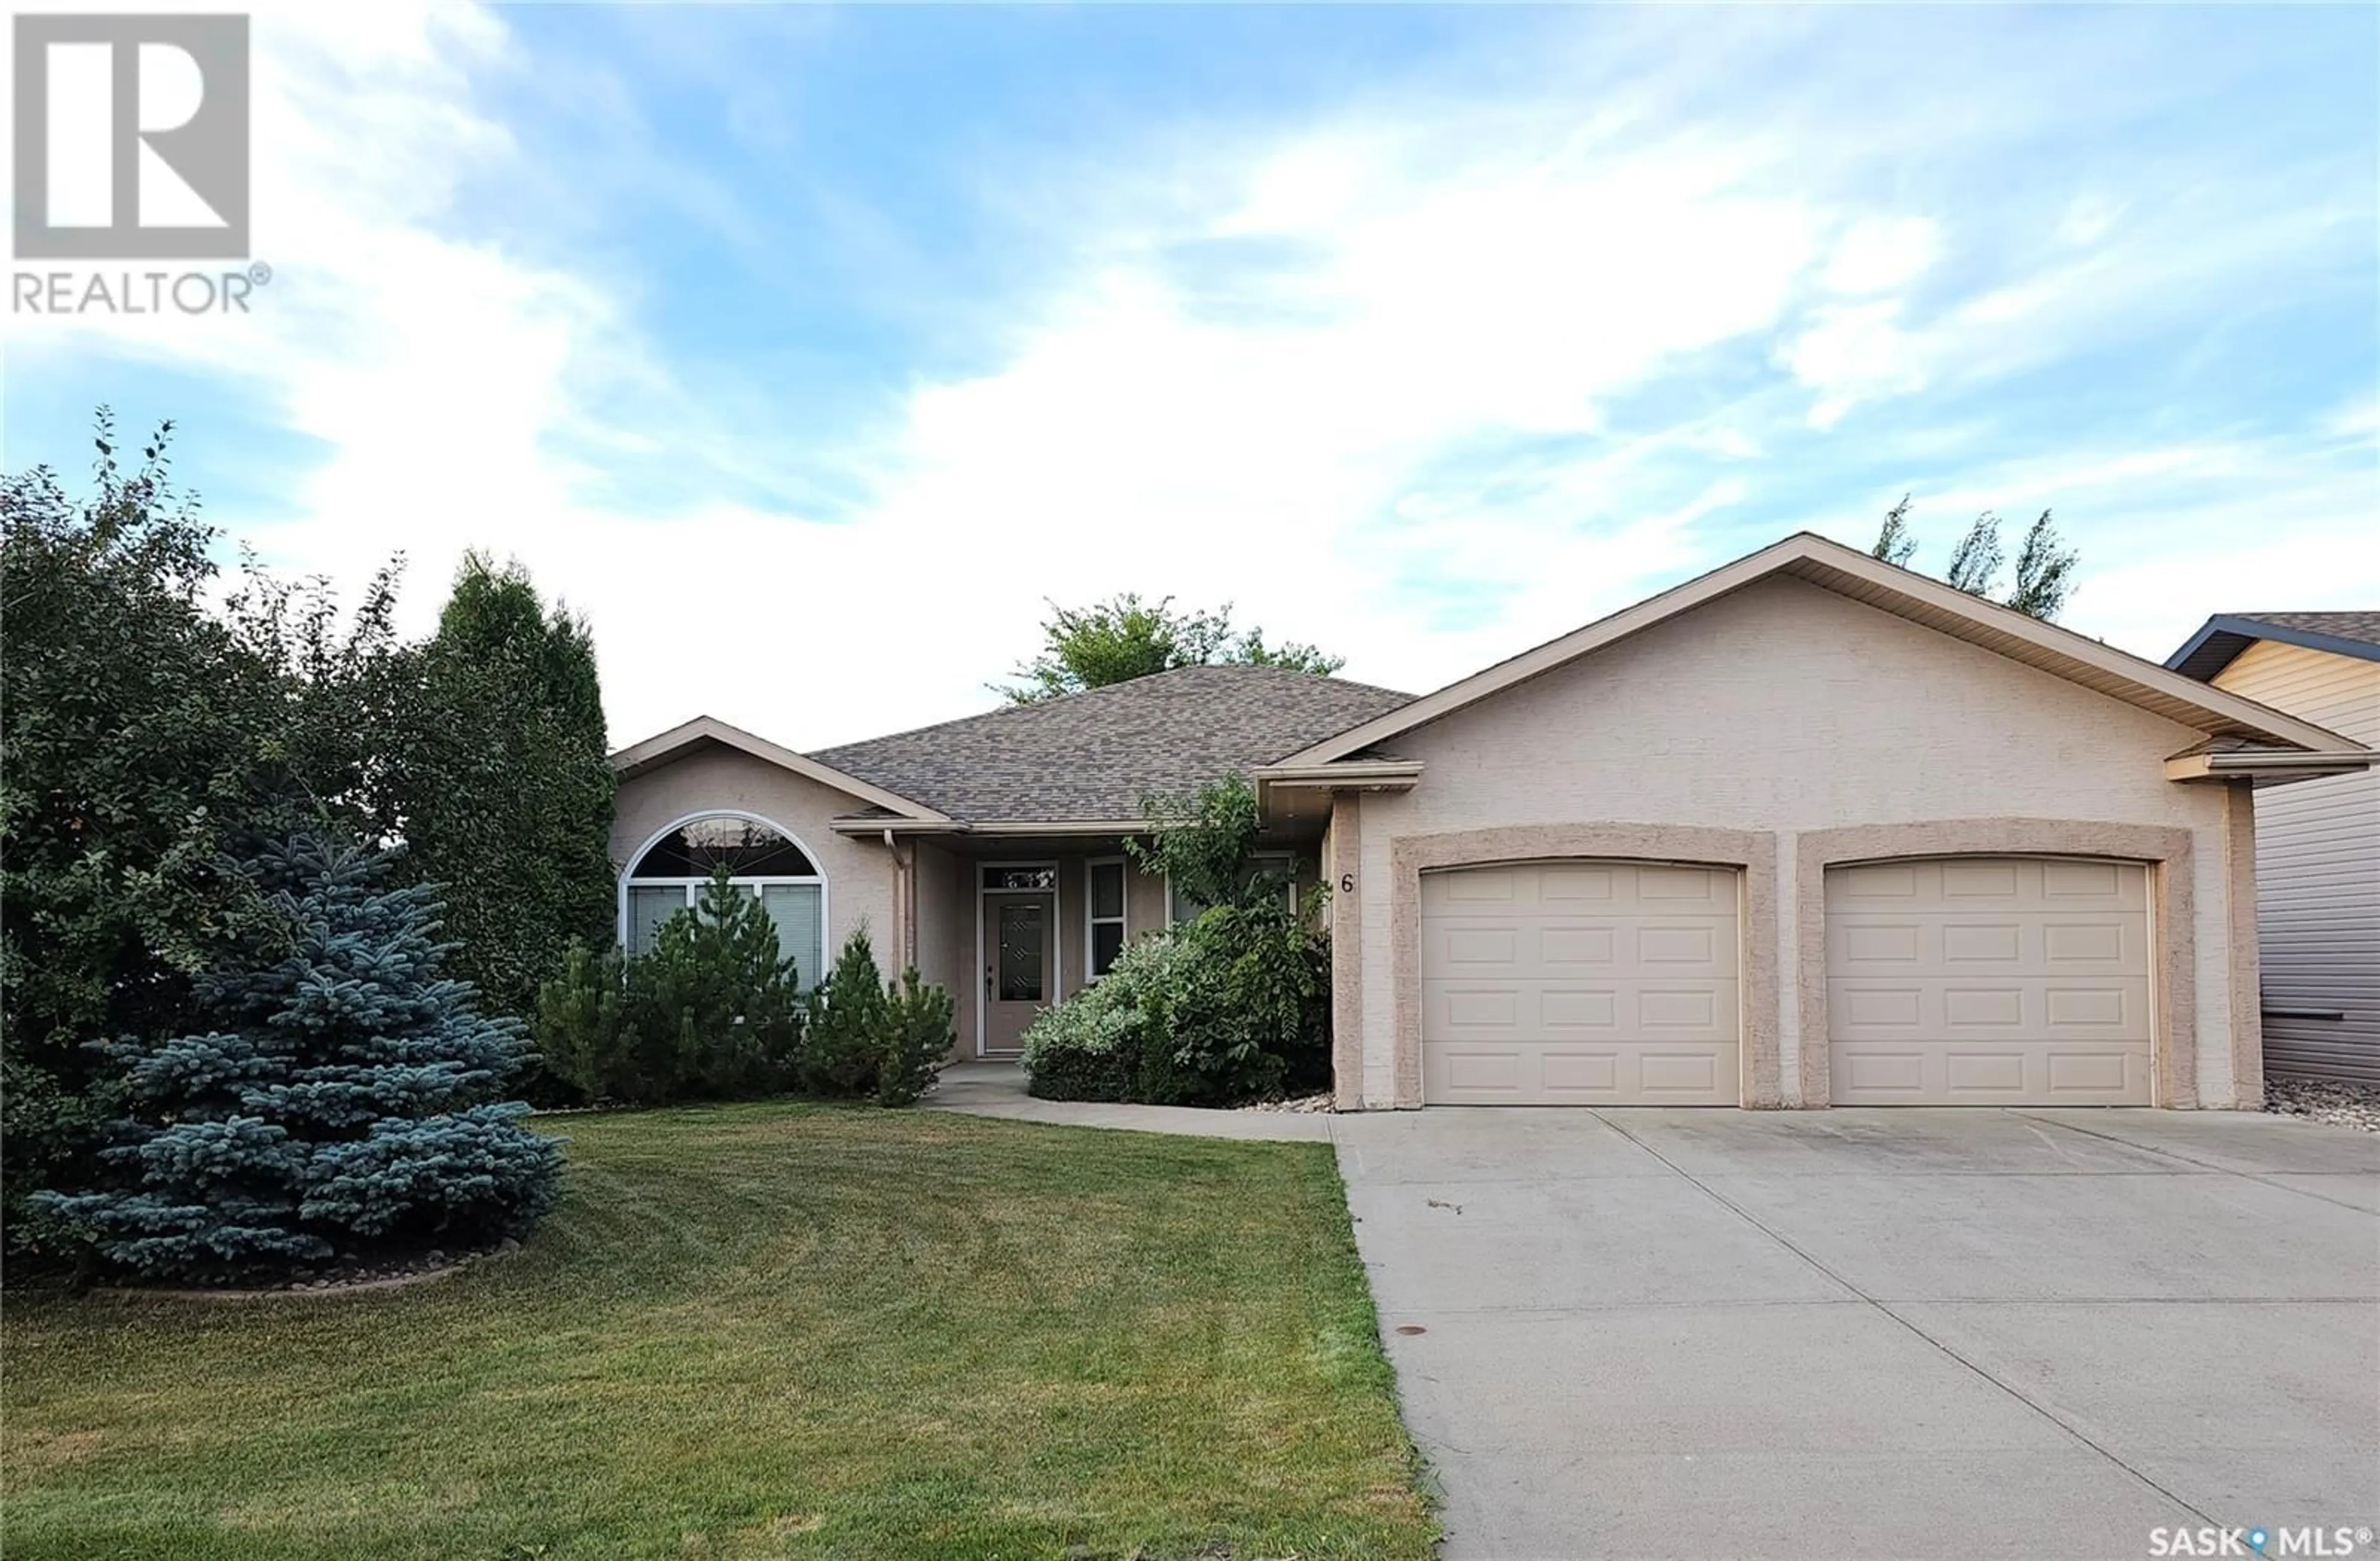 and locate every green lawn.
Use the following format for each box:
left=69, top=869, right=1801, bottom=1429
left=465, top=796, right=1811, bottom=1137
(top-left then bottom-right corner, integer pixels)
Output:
left=2, top=1104, right=1435, bottom=1560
